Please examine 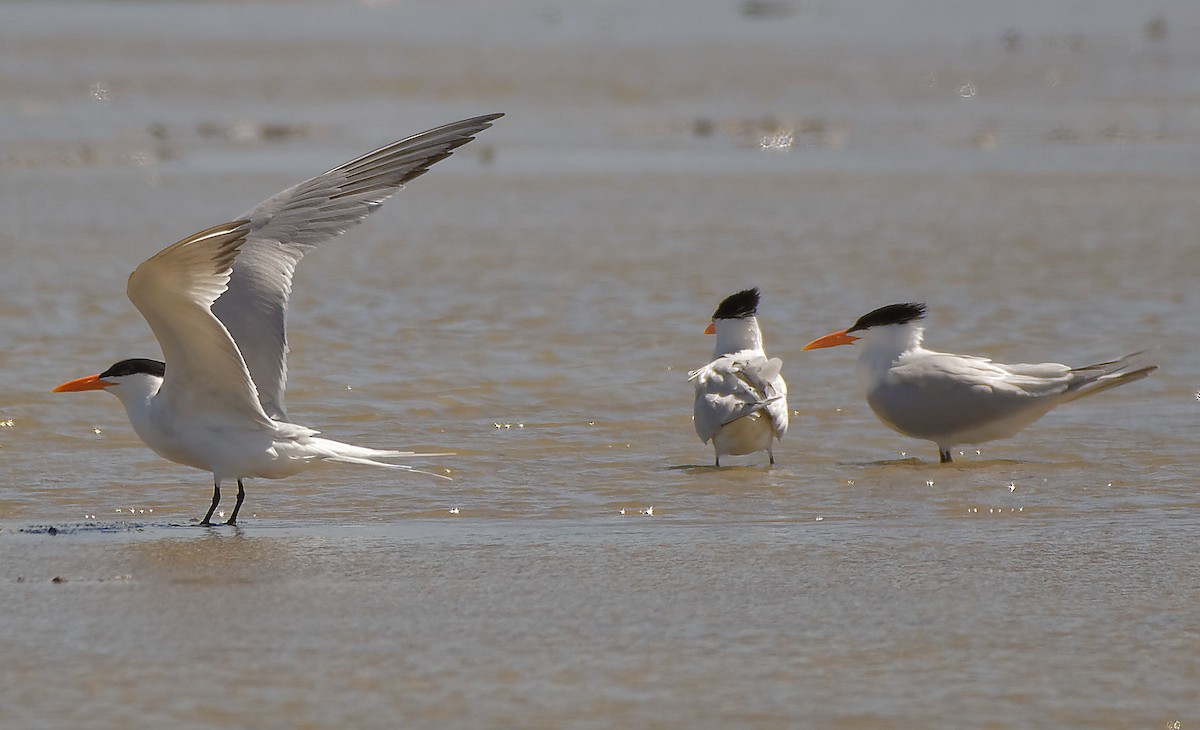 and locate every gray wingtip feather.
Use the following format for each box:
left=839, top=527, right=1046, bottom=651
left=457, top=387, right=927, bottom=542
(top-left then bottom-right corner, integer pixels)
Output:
left=1064, top=352, right=1158, bottom=403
